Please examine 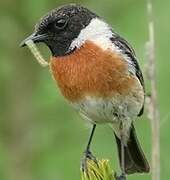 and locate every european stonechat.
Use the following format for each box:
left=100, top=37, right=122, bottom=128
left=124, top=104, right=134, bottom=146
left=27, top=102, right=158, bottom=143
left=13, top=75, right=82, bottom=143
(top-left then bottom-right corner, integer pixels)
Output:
left=21, top=4, right=150, bottom=179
